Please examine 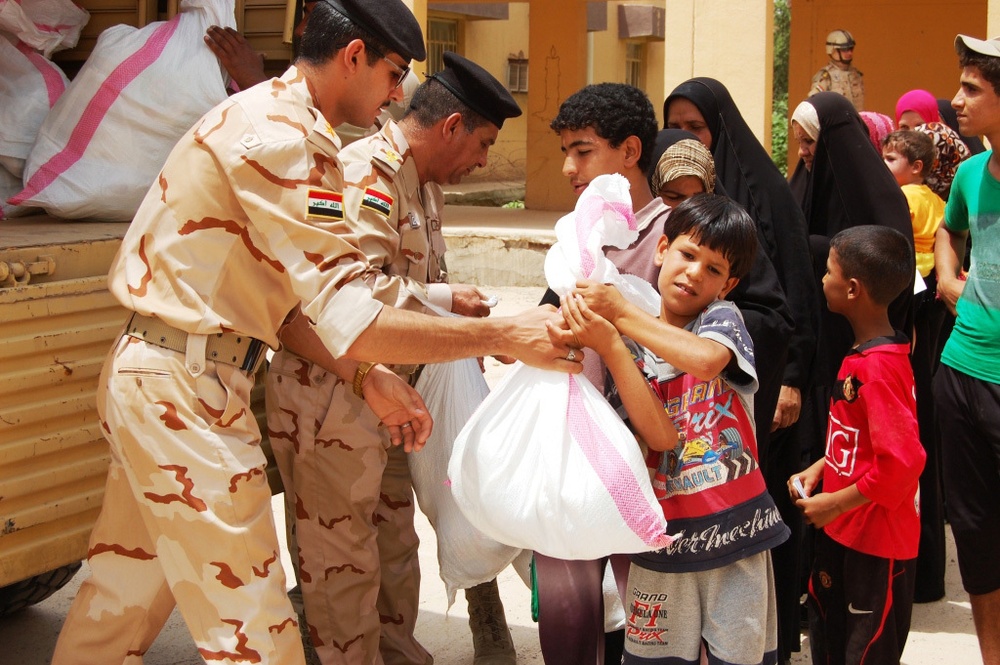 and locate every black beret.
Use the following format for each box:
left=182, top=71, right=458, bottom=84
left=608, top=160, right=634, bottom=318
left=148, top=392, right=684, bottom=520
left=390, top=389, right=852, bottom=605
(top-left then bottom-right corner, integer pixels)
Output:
left=428, top=51, right=522, bottom=129
left=323, top=0, right=426, bottom=62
